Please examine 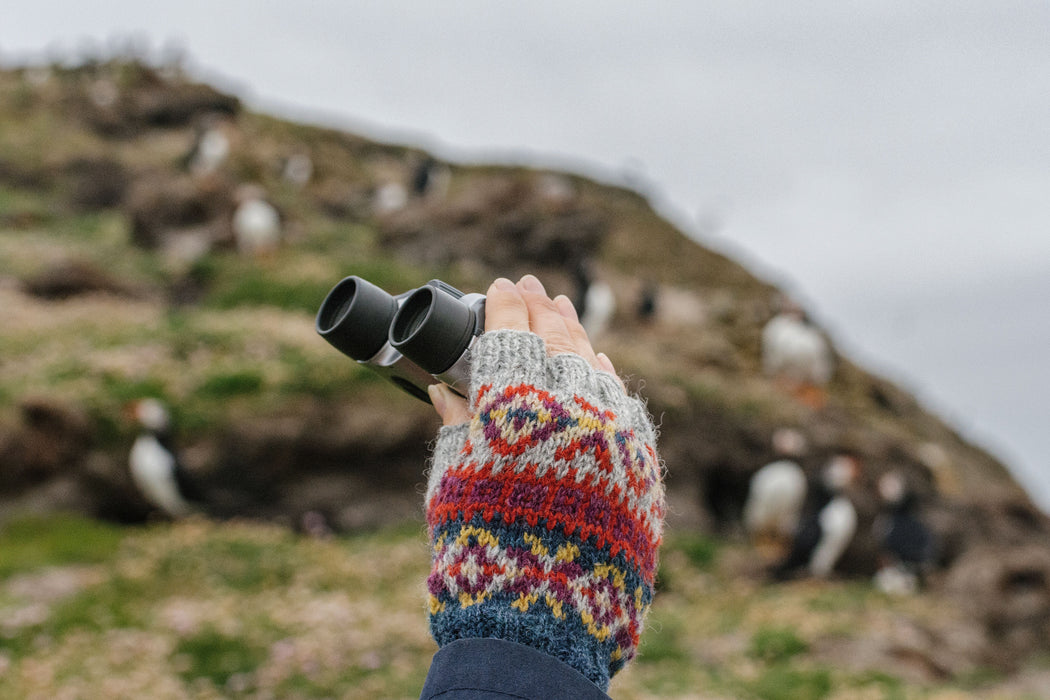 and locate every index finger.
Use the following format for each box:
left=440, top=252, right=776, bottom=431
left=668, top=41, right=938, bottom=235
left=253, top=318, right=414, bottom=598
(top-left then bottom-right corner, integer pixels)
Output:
left=483, top=278, right=530, bottom=332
